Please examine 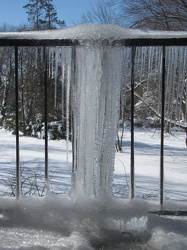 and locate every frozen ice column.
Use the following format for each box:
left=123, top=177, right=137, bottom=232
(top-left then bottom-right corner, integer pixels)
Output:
left=72, top=43, right=124, bottom=199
